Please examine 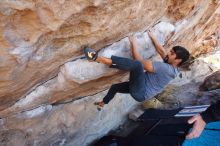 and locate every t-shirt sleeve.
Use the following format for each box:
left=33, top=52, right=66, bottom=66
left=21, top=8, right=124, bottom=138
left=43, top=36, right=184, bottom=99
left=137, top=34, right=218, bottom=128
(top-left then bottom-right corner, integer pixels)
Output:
left=152, top=61, right=169, bottom=74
